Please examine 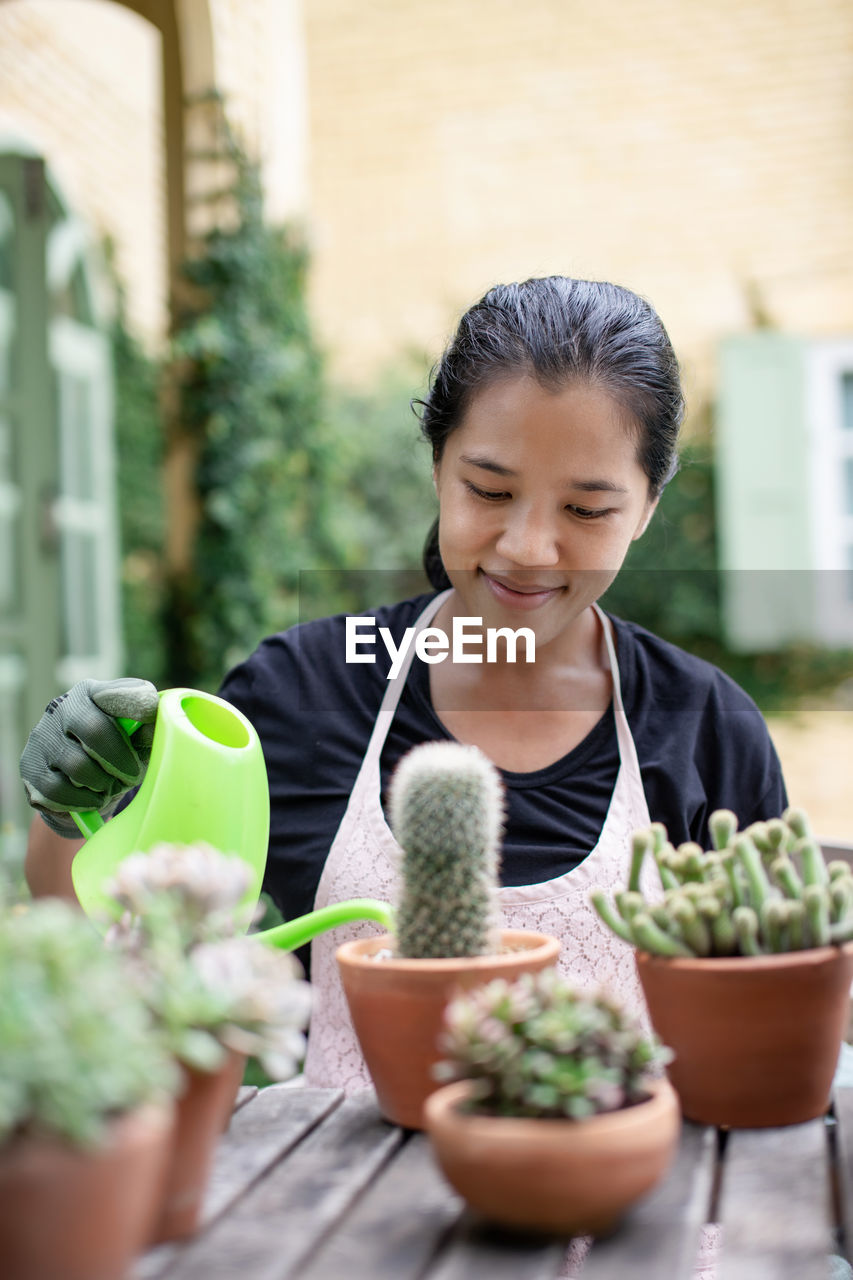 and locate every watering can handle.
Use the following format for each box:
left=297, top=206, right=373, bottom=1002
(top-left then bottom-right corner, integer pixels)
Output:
left=71, top=716, right=142, bottom=839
